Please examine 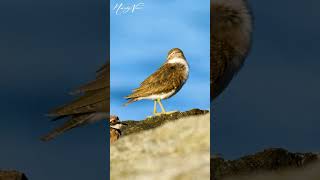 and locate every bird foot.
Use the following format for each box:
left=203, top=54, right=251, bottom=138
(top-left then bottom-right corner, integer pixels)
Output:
left=147, top=113, right=162, bottom=118
left=163, top=110, right=178, bottom=115
left=147, top=111, right=179, bottom=118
